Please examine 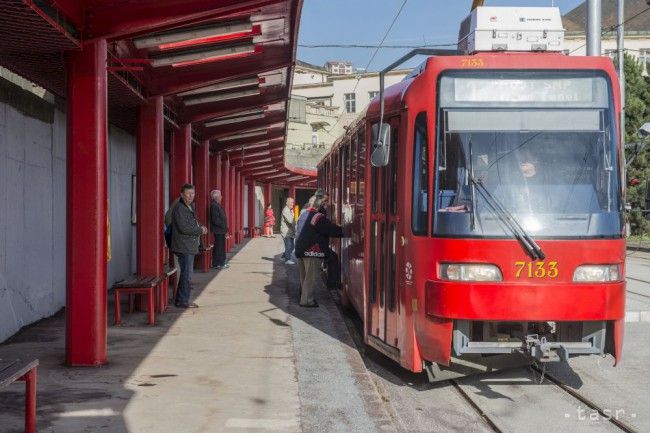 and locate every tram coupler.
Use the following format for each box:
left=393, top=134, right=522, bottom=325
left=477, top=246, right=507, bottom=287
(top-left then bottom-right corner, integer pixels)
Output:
left=524, top=334, right=568, bottom=363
